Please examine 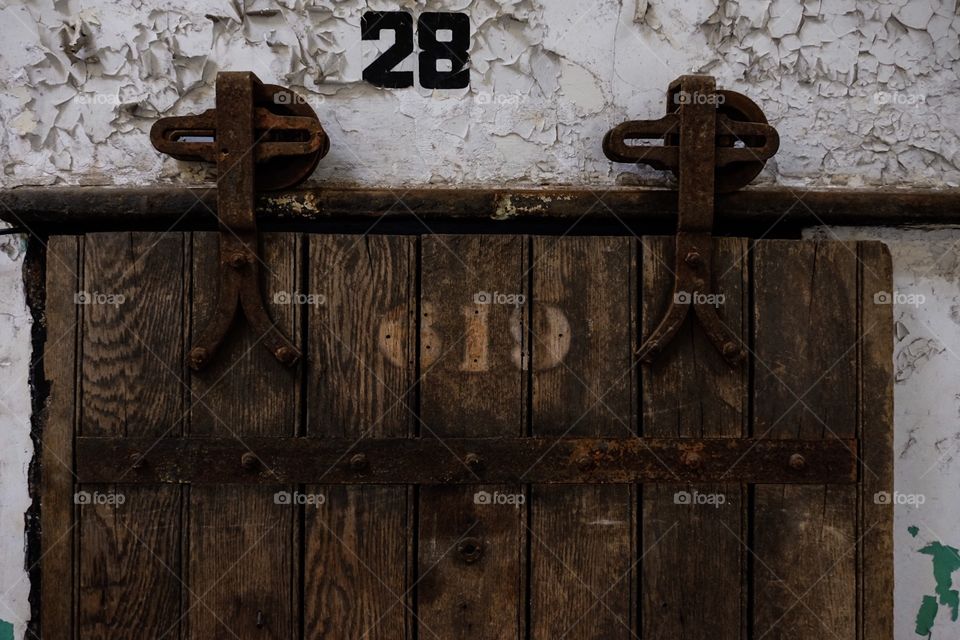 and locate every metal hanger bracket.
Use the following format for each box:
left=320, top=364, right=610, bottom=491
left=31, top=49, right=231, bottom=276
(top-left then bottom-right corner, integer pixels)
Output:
left=151, top=71, right=329, bottom=370
left=603, top=74, right=780, bottom=366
